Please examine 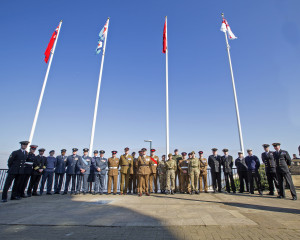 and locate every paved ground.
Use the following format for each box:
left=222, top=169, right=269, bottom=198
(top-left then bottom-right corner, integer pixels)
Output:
left=0, top=189, right=299, bottom=239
